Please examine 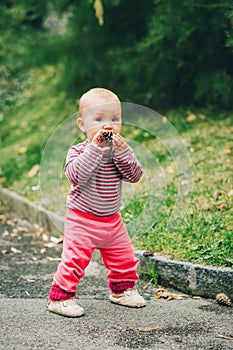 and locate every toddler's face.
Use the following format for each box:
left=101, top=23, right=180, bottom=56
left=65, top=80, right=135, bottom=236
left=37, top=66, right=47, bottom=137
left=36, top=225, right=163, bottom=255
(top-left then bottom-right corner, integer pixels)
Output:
left=78, top=102, right=122, bottom=142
